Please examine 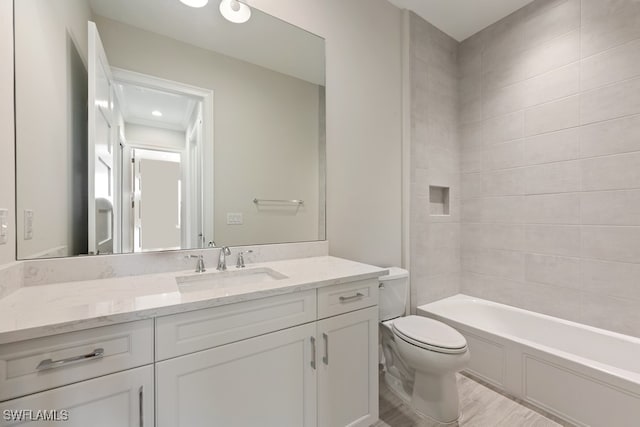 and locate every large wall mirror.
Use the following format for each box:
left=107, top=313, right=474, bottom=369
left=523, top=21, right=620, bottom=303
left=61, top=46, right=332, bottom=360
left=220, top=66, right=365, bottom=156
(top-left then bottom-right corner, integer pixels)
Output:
left=14, top=0, right=326, bottom=259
